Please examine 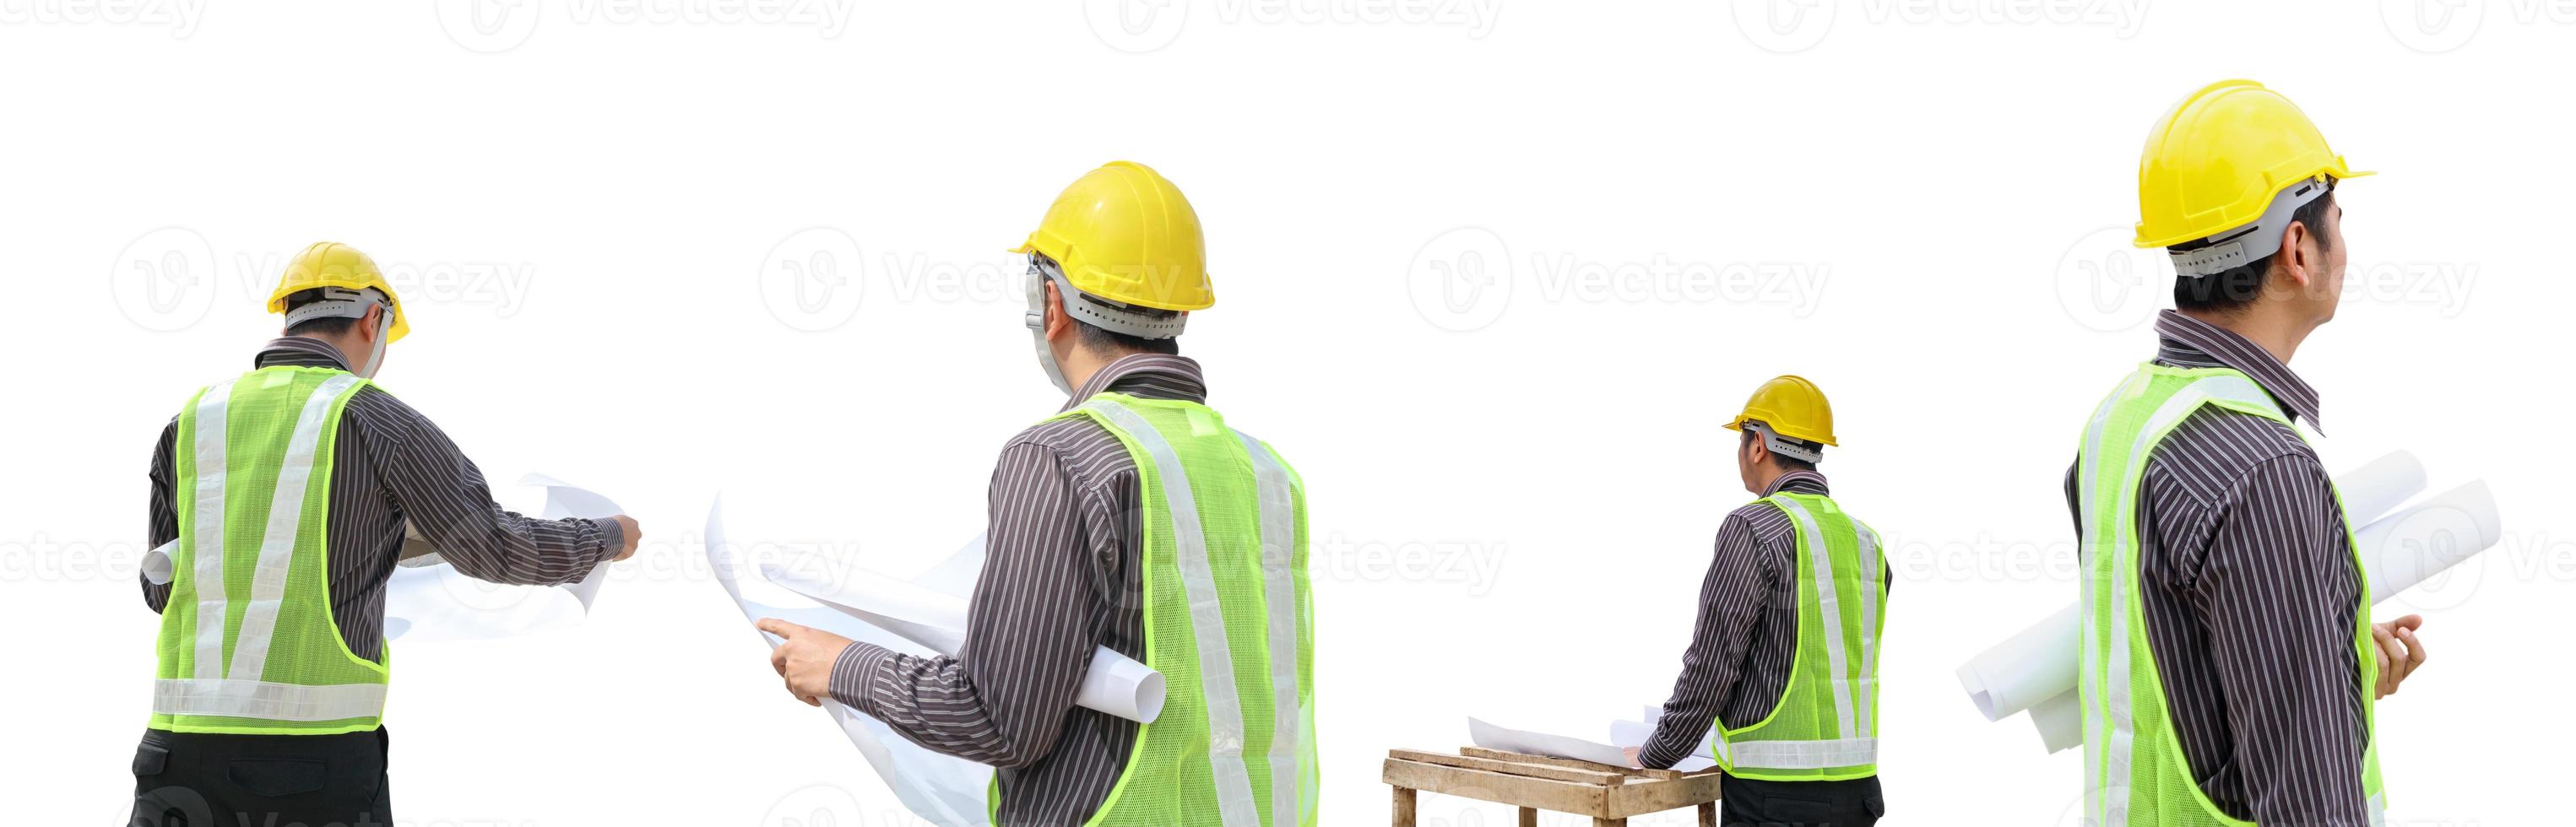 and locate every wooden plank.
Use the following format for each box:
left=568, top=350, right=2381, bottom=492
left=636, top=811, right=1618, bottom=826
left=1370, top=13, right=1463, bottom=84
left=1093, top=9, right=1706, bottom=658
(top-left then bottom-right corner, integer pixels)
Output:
left=1604, top=773, right=1724, bottom=818
left=1388, top=749, right=1626, bottom=786
left=1698, top=801, right=1716, bottom=827
left=1458, top=747, right=1686, bottom=781
left=1382, top=758, right=1611, bottom=815
left=1391, top=785, right=1416, bottom=827
left=1518, top=807, right=1538, bottom=827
